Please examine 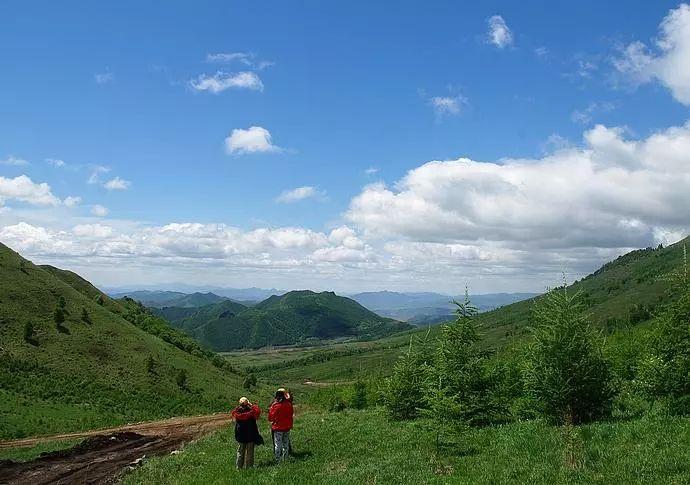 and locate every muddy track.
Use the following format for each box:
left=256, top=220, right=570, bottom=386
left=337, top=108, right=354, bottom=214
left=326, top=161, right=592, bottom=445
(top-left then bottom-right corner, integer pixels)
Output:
left=0, top=413, right=233, bottom=484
